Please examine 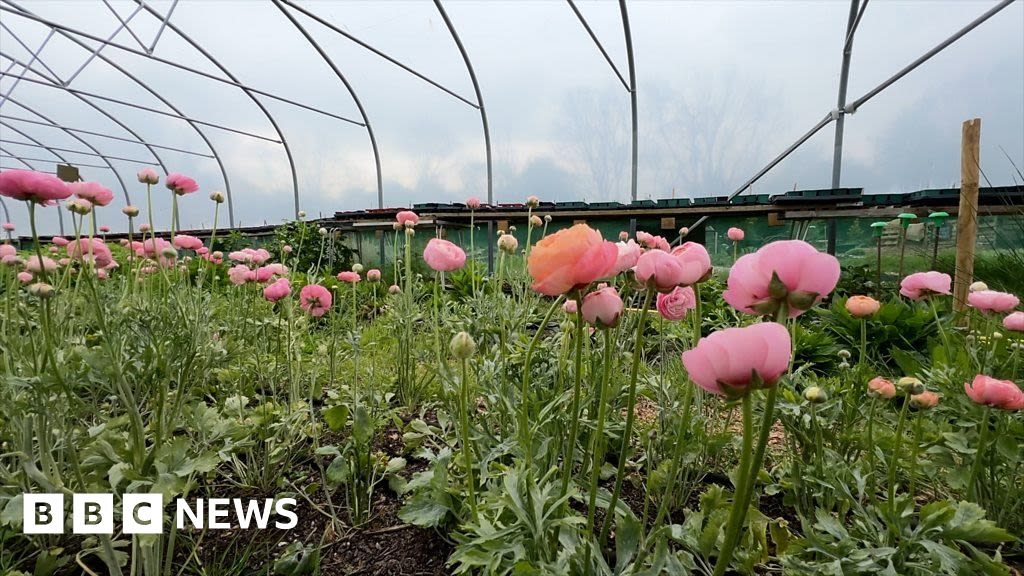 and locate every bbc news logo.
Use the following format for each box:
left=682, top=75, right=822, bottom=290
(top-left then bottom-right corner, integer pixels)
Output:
left=22, top=494, right=298, bottom=534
